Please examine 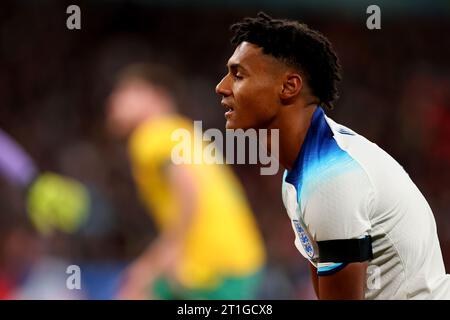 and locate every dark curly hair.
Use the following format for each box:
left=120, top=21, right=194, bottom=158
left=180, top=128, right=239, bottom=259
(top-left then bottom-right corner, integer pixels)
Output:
left=230, top=12, right=342, bottom=109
